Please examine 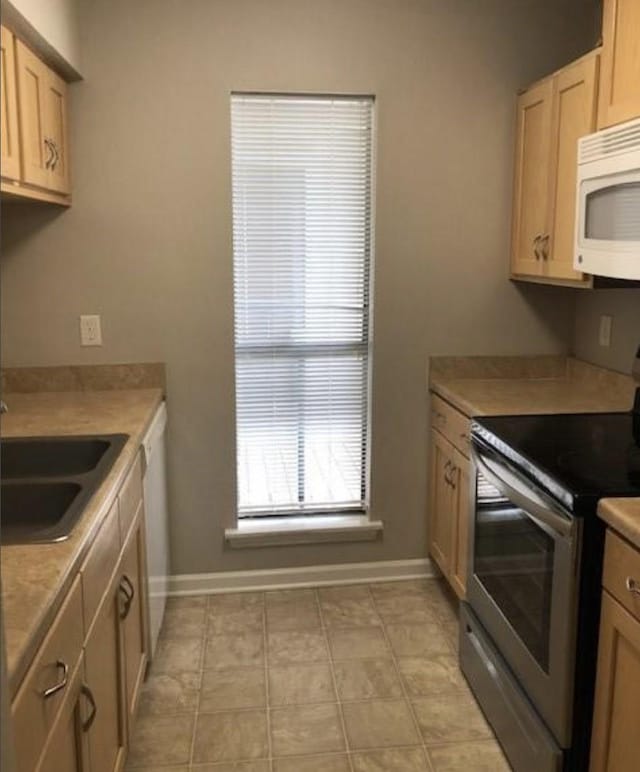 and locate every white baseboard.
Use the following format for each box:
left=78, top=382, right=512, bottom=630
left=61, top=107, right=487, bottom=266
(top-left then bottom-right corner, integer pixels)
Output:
left=168, top=557, right=436, bottom=596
